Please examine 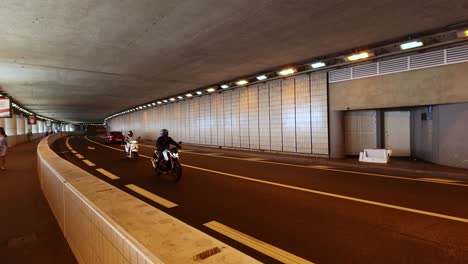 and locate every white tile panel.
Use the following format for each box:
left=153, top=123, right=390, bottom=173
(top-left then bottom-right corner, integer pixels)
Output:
left=294, top=74, right=312, bottom=153
left=239, top=88, right=250, bottom=149
left=199, top=97, right=207, bottom=145
left=210, top=94, right=218, bottom=145
left=281, top=77, right=296, bottom=152
left=182, top=101, right=191, bottom=143
left=248, top=85, right=260, bottom=150
left=223, top=91, right=233, bottom=147
left=258, top=83, right=271, bottom=150
left=311, top=72, right=329, bottom=155
left=231, top=90, right=241, bottom=148
left=216, top=93, right=225, bottom=146
left=191, top=98, right=200, bottom=144
left=269, top=80, right=282, bottom=151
